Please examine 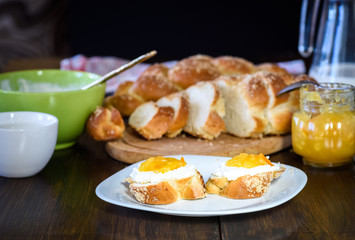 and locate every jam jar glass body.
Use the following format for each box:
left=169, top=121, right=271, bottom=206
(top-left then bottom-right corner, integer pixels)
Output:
left=292, top=83, right=355, bottom=167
